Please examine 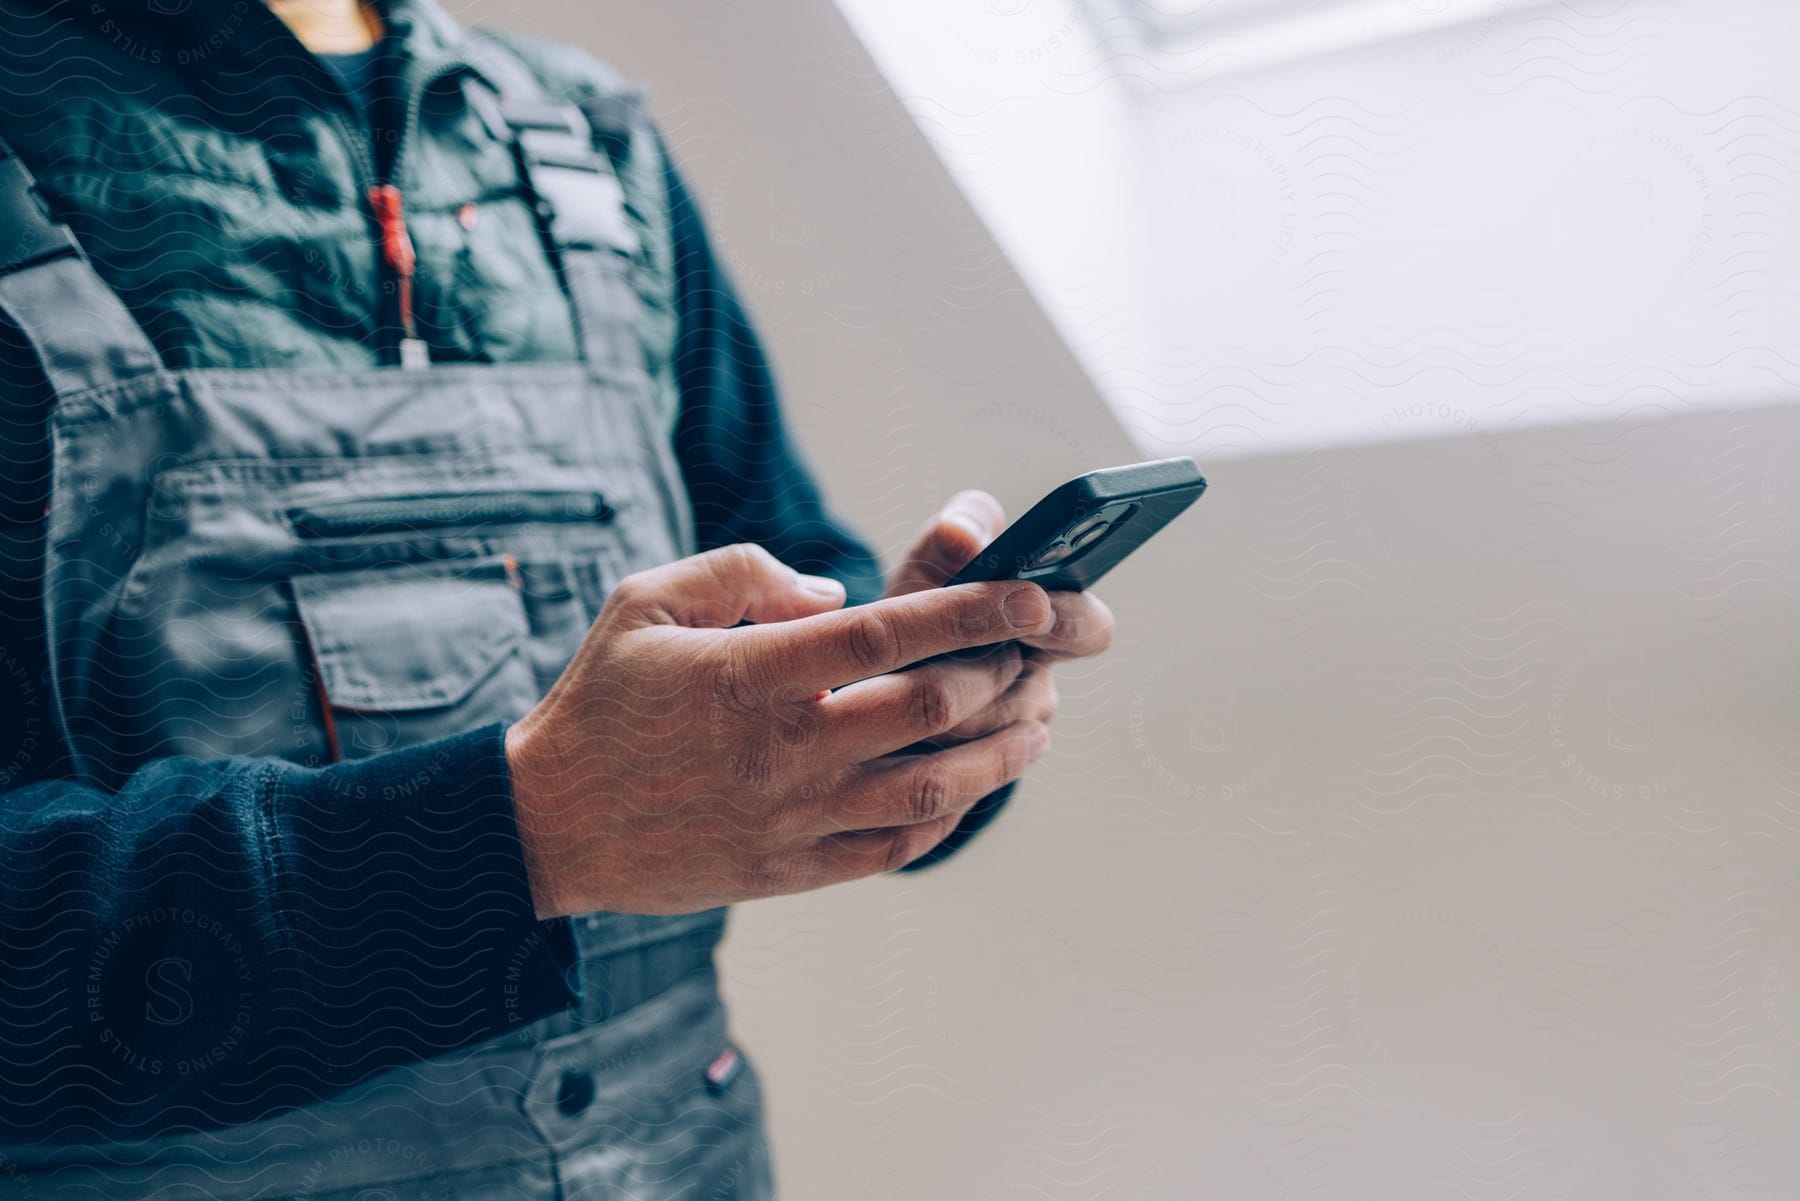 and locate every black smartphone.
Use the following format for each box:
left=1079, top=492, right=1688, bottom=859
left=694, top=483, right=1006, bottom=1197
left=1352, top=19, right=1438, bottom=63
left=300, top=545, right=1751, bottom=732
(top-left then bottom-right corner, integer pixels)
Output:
left=947, top=457, right=1207, bottom=591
